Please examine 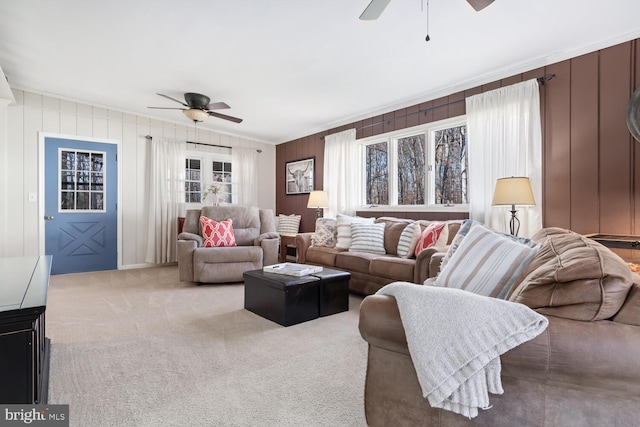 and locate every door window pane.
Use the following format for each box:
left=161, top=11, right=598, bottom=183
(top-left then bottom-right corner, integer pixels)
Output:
left=59, top=149, right=106, bottom=211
